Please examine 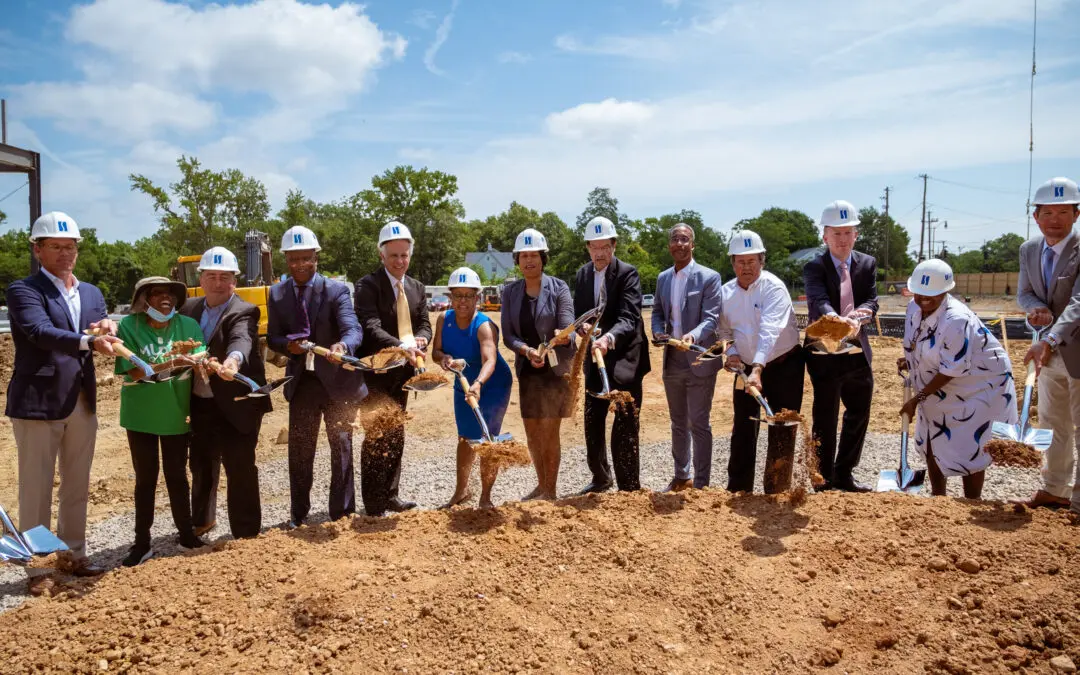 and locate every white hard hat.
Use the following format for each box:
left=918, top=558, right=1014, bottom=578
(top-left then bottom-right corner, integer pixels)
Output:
left=448, top=267, right=482, bottom=289
left=197, top=246, right=240, bottom=273
left=378, top=221, right=414, bottom=246
left=281, top=226, right=321, bottom=253
left=907, top=259, right=955, bottom=297
left=818, top=200, right=861, bottom=228
left=728, top=230, right=766, bottom=255
left=584, top=216, right=617, bottom=242
left=513, top=228, right=548, bottom=253
left=1033, top=177, right=1080, bottom=206
left=30, top=211, right=82, bottom=242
